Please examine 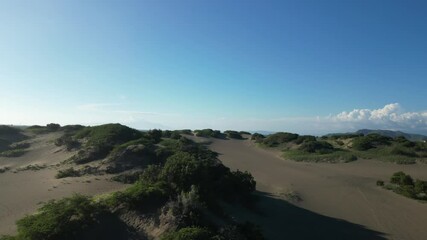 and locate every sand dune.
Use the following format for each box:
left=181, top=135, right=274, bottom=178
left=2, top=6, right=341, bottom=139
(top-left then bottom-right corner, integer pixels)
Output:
left=0, top=132, right=127, bottom=235
left=208, top=137, right=427, bottom=240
